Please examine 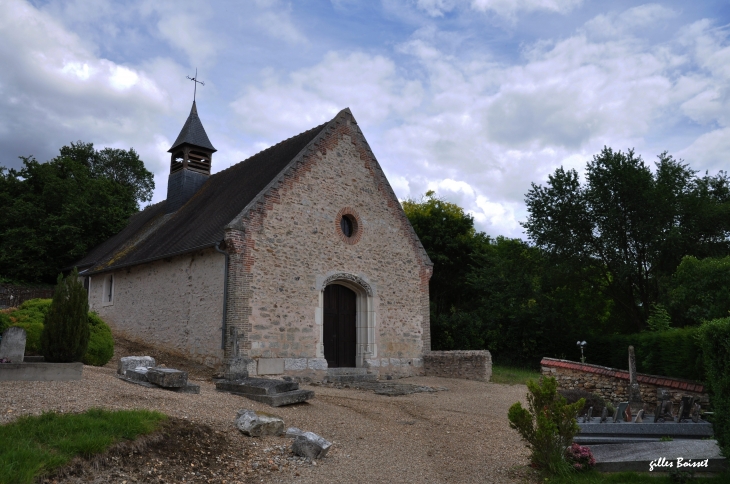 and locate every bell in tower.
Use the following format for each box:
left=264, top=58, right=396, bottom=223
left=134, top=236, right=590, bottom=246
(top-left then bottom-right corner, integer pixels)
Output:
left=166, top=100, right=217, bottom=213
